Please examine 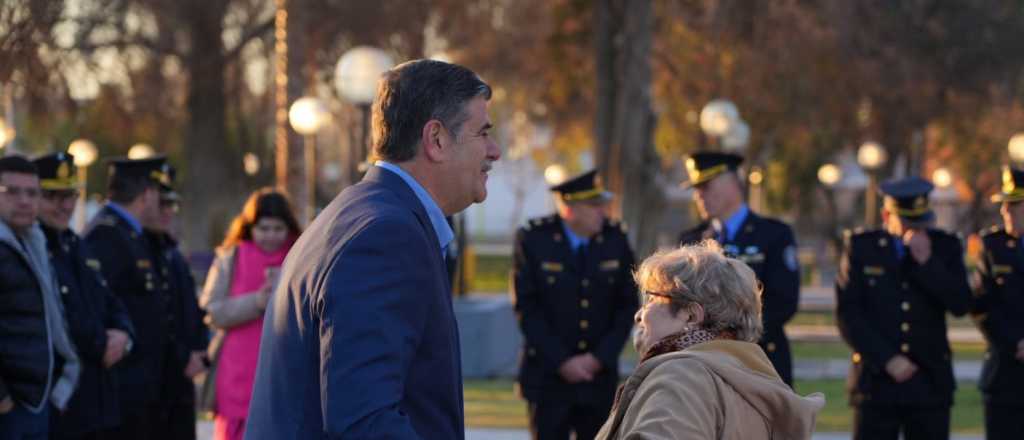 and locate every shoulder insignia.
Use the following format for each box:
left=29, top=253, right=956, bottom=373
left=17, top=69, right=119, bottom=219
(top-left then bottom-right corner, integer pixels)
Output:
left=85, top=259, right=101, bottom=271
